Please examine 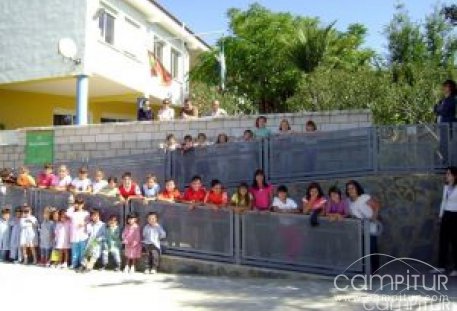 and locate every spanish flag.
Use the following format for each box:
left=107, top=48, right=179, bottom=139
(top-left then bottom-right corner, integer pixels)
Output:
left=148, top=51, right=172, bottom=86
